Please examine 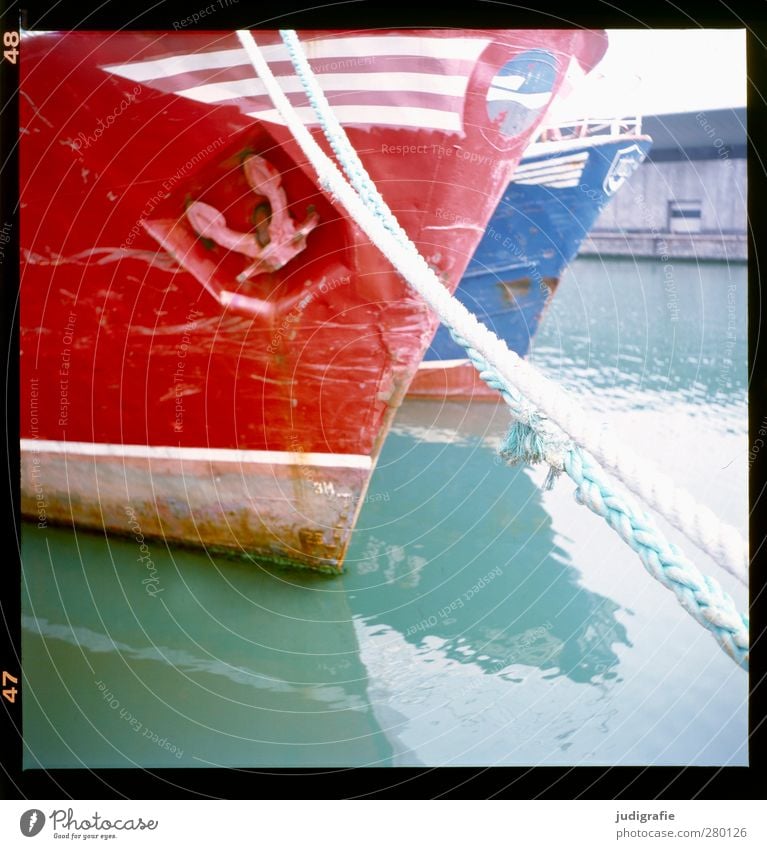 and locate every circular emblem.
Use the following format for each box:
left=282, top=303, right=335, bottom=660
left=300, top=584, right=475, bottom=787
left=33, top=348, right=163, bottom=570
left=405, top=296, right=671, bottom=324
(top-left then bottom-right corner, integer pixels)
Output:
left=486, top=49, right=559, bottom=138
left=20, top=810, right=46, bottom=837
